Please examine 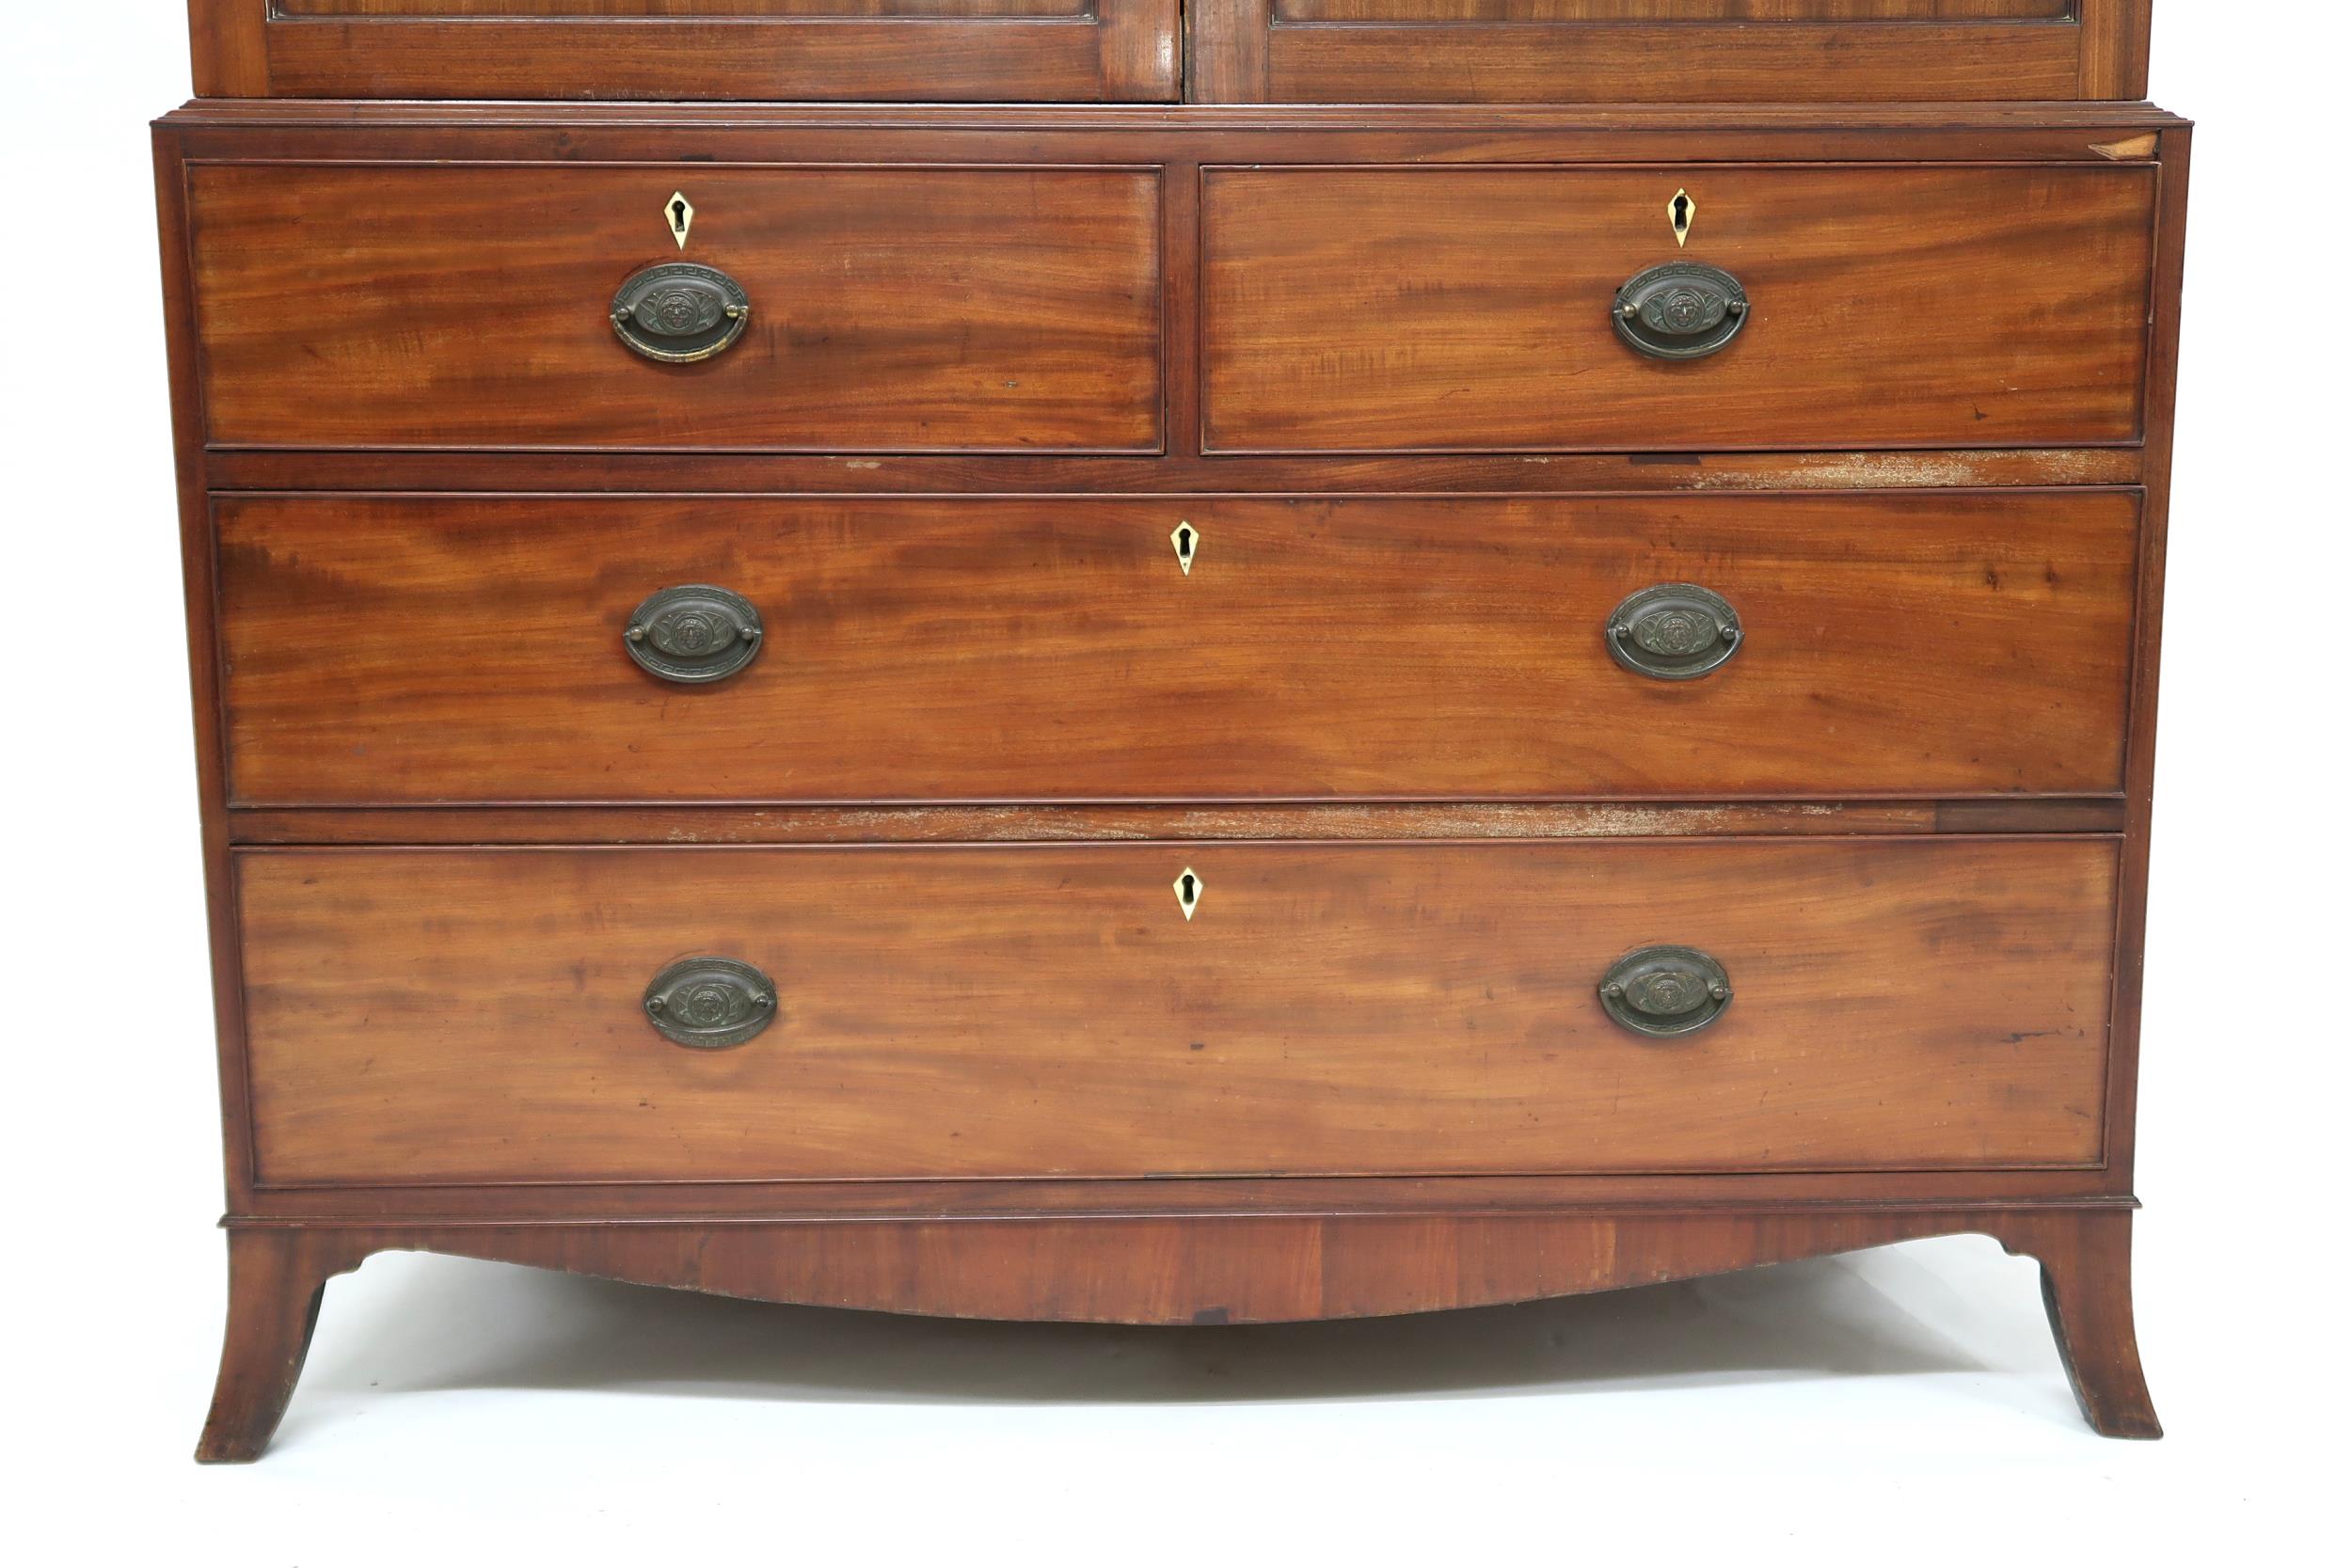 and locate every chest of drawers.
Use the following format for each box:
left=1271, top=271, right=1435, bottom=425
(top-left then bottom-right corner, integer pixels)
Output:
left=163, top=0, right=2186, bottom=1458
